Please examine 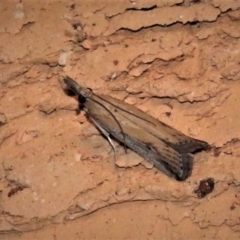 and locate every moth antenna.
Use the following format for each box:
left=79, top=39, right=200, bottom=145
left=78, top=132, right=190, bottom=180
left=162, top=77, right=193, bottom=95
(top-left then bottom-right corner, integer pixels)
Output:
left=90, top=96, right=127, bottom=154
left=88, top=114, right=117, bottom=158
